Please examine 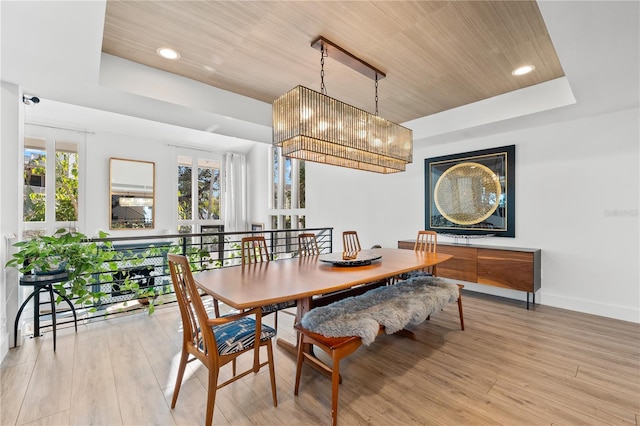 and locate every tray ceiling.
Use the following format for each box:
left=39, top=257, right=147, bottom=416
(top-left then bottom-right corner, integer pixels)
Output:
left=102, top=0, right=565, bottom=124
